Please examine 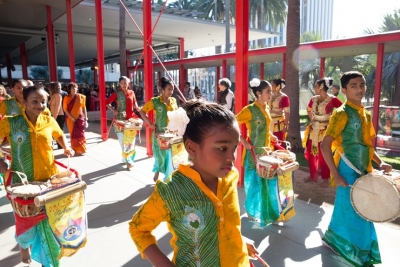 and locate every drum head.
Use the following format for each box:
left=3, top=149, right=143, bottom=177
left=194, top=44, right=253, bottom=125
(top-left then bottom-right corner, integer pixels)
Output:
left=258, top=156, right=282, bottom=165
left=351, top=173, right=400, bottom=222
left=7, top=183, right=48, bottom=197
